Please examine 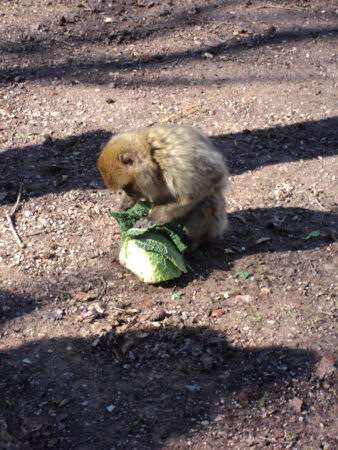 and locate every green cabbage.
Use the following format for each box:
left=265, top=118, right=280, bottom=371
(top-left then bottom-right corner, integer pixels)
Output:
left=108, top=202, right=192, bottom=283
